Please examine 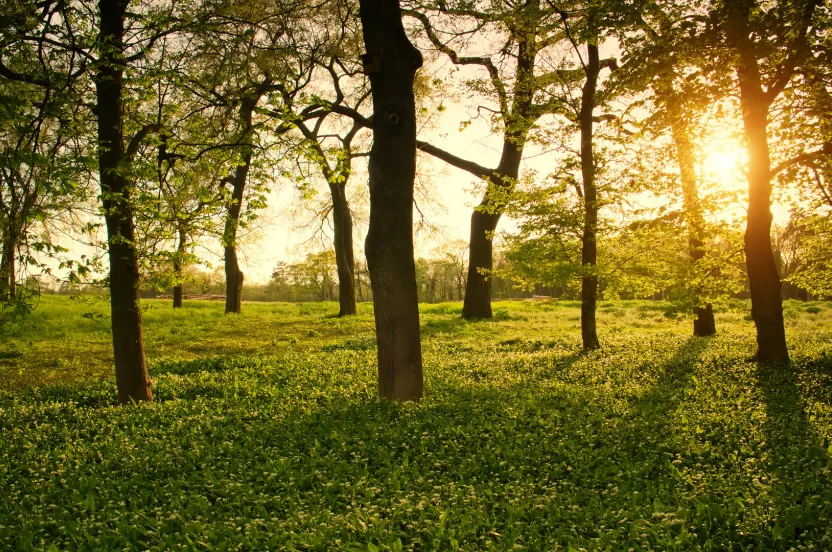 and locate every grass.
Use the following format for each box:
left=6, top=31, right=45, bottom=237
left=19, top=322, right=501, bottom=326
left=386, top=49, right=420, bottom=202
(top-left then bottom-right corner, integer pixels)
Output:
left=1, top=296, right=832, bottom=551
